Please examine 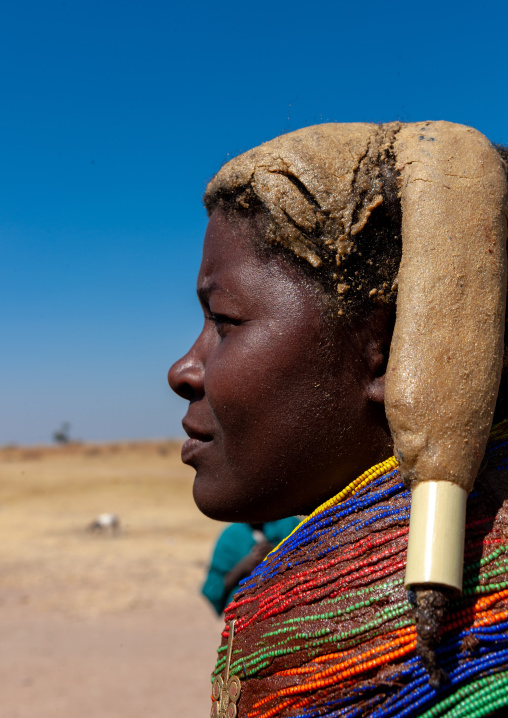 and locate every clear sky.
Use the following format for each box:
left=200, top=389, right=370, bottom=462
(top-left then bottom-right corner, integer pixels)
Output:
left=1, top=0, right=507, bottom=445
